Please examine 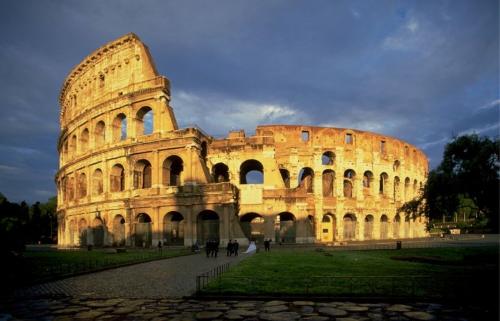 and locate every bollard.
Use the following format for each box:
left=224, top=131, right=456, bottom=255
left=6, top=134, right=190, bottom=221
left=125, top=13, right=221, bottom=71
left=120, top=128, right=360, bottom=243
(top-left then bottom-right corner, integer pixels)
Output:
left=396, top=241, right=402, bottom=250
